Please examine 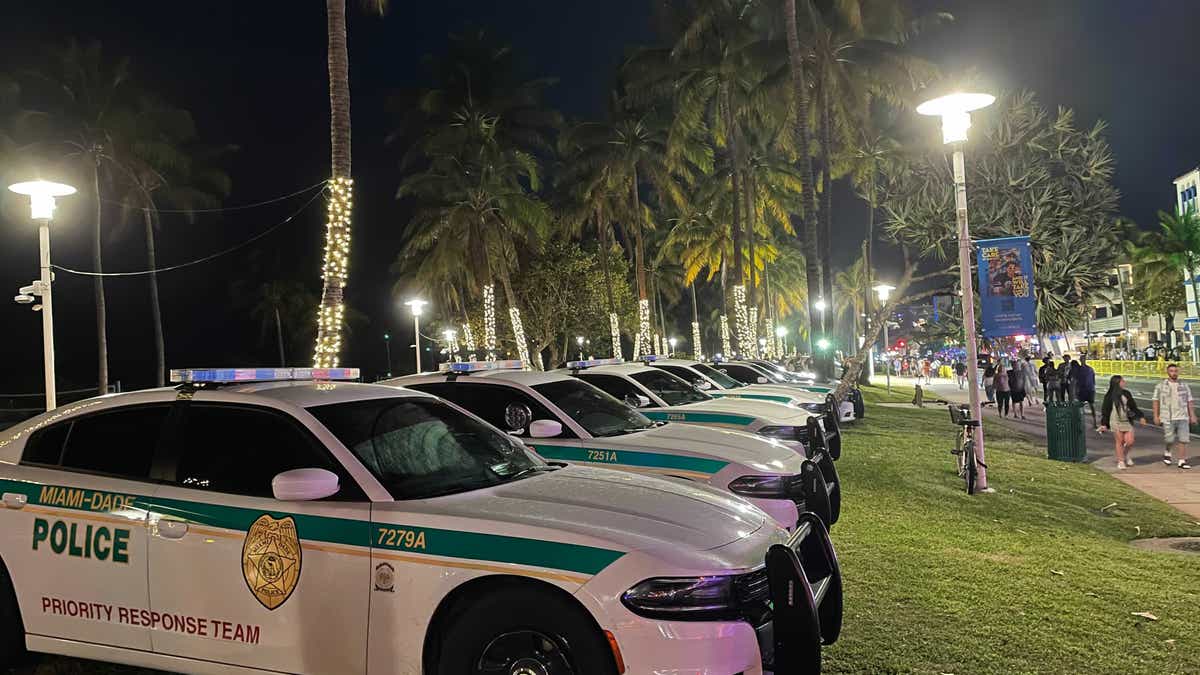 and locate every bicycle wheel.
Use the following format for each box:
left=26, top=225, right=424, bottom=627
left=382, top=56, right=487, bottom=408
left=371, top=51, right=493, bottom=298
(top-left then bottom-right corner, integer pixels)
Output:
left=963, top=439, right=978, bottom=495
left=954, top=432, right=968, bottom=478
